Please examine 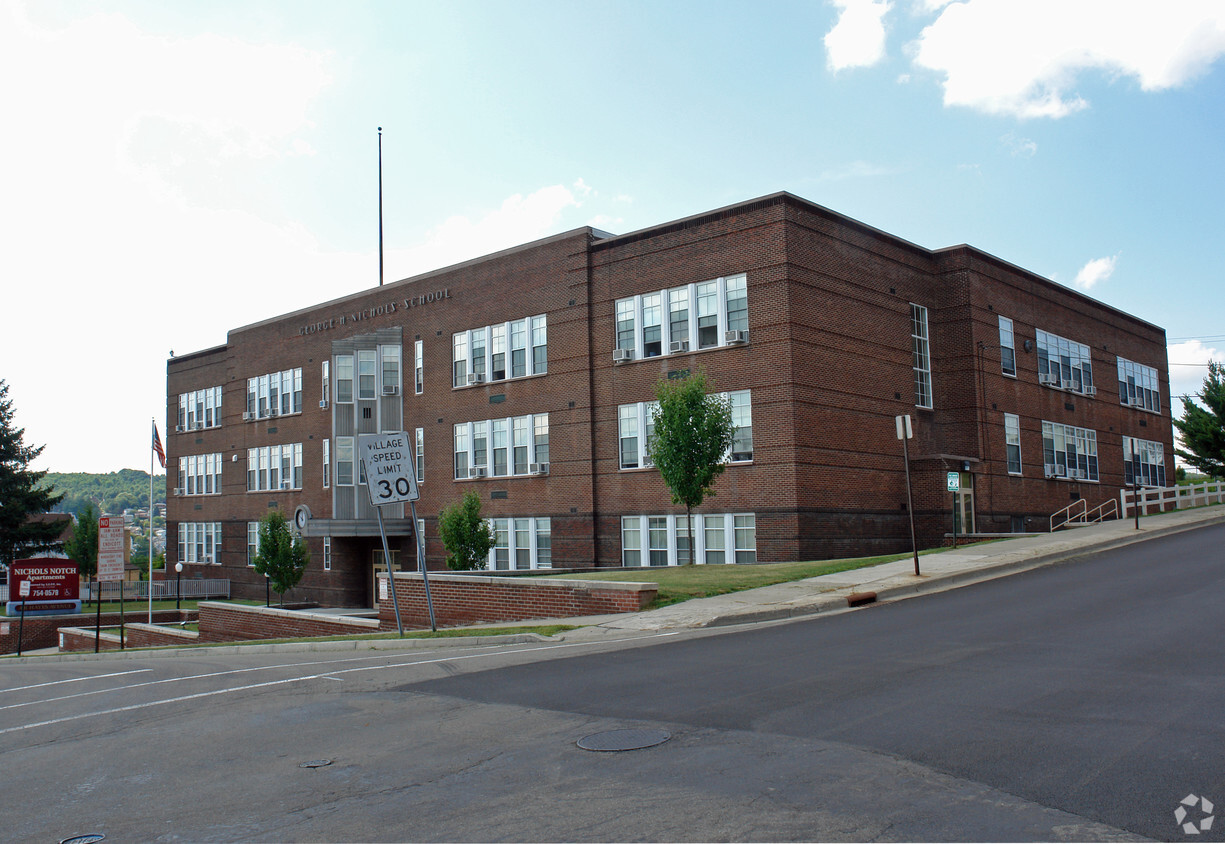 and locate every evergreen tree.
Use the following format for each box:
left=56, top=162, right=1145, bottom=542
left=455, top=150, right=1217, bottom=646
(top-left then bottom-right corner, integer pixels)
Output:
left=64, top=501, right=100, bottom=582
left=0, top=380, right=64, bottom=569
left=646, top=371, right=735, bottom=565
left=1174, top=361, right=1225, bottom=479
left=438, top=491, right=494, bottom=571
left=253, top=510, right=309, bottom=605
